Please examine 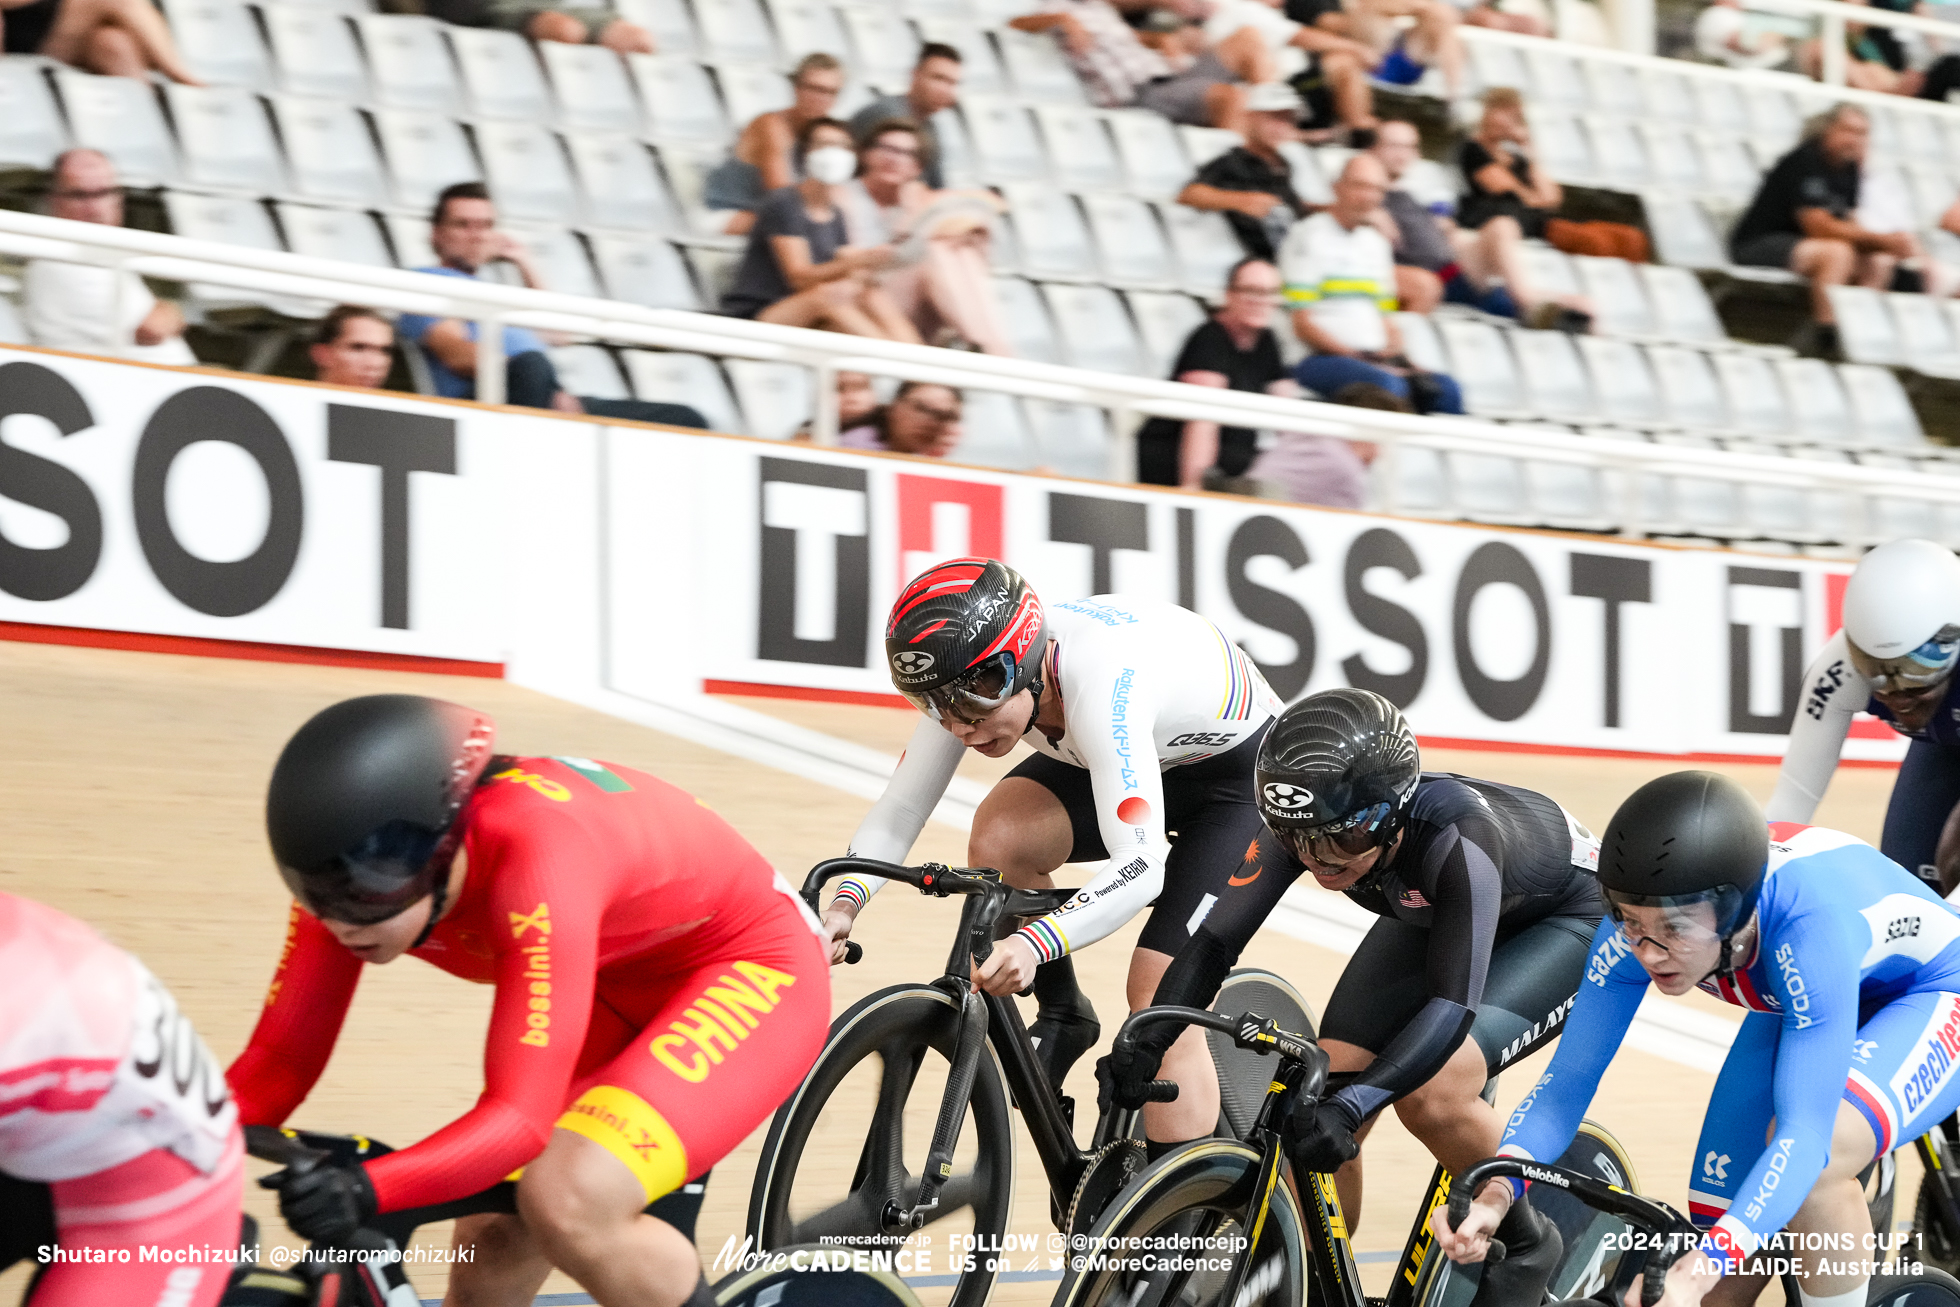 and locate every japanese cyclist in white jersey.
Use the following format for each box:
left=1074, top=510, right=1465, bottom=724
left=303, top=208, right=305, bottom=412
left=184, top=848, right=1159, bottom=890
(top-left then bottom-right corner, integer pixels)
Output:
left=821, top=558, right=1283, bottom=1153
left=1769, top=538, right=1960, bottom=893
